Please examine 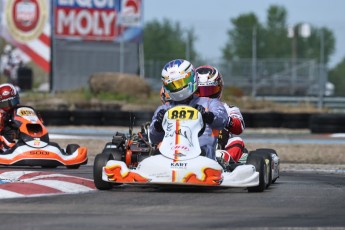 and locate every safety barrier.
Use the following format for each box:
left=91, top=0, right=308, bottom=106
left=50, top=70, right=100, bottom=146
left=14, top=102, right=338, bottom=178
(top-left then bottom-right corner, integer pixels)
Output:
left=38, top=110, right=344, bottom=133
